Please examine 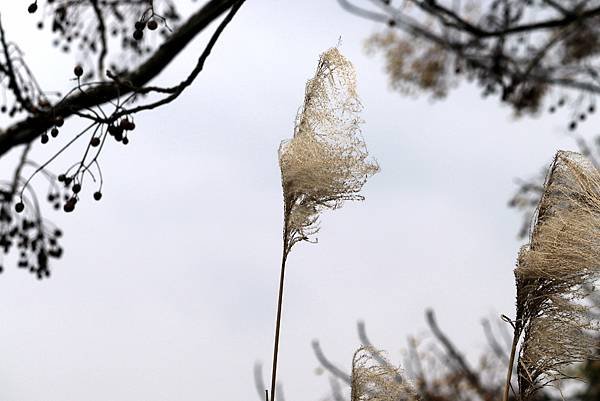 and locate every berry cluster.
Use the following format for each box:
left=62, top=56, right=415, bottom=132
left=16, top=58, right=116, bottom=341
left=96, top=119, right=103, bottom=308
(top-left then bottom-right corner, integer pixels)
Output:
left=0, top=188, right=64, bottom=279
left=10, top=1, right=174, bottom=279
left=133, top=18, right=160, bottom=41
left=40, top=116, right=64, bottom=144
left=54, top=168, right=103, bottom=214
left=546, top=96, right=596, bottom=132
left=0, top=7, right=51, bottom=120
left=108, top=117, right=136, bottom=145
left=28, top=1, right=180, bottom=77
left=21, top=113, right=138, bottom=216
